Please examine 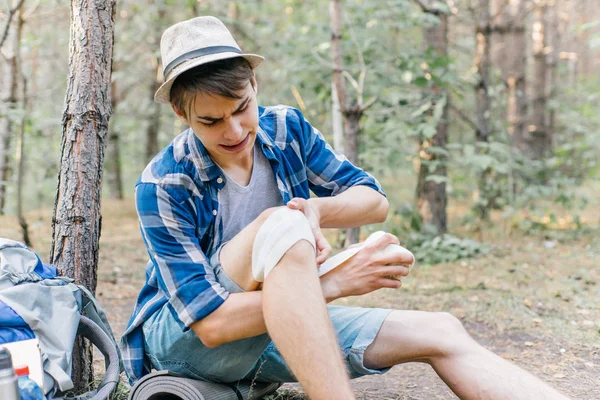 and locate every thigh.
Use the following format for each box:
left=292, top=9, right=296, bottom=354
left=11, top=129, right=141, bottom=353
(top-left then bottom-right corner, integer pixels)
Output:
left=242, top=306, right=394, bottom=383
left=142, top=250, right=272, bottom=383
left=143, top=302, right=272, bottom=383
